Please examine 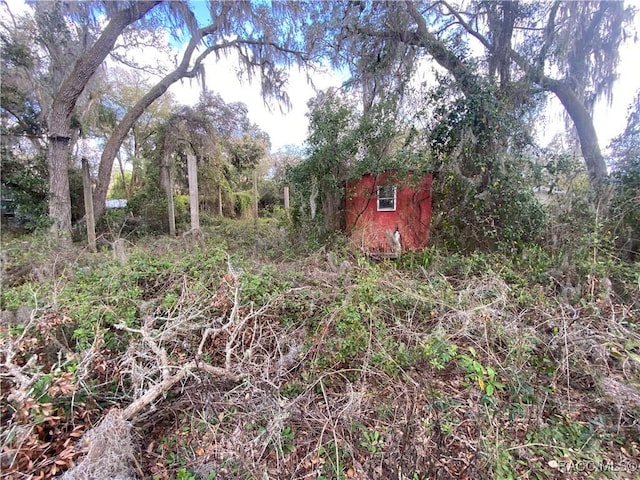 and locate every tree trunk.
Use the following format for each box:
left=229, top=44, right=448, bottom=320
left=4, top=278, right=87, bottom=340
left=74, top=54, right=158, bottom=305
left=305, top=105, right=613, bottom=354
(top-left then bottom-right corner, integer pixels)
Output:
left=542, top=78, right=608, bottom=185
left=507, top=47, right=608, bottom=184
left=403, top=1, right=608, bottom=187
left=187, top=153, right=200, bottom=235
left=93, top=67, right=194, bottom=219
left=284, top=186, right=290, bottom=211
left=218, top=184, right=223, bottom=217
left=405, top=1, right=481, bottom=96
left=48, top=137, right=73, bottom=242
left=47, top=1, right=160, bottom=240
left=81, top=158, right=96, bottom=252
left=253, top=169, right=259, bottom=230
left=322, top=190, right=344, bottom=234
